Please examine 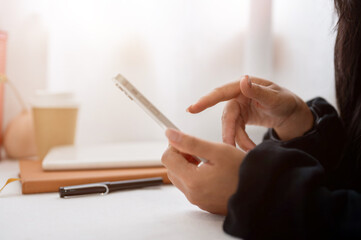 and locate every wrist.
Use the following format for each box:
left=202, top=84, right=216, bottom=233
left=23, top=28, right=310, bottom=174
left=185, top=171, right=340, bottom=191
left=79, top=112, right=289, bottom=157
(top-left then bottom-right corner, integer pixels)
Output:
left=274, top=100, right=314, bottom=141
